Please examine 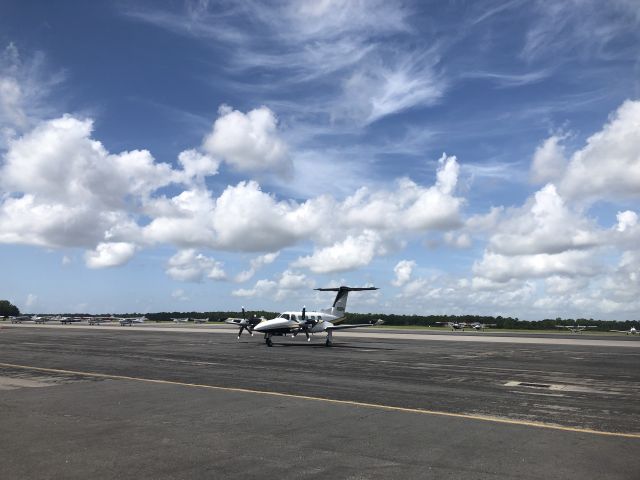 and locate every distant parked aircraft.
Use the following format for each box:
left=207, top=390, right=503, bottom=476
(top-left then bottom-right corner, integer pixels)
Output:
left=172, top=317, right=191, bottom=323
left=8, top=315, right=31, bottom=324
left=610, top=327, right=638, bottom=335
left=87, top=316, right=117, bottom=325
left=468, top=322, right=496, bottom=331
left=556, top=324, right=597, bottom=333
left=56, top=316, right=81, bottom=324
left=437, top=321, right=469, bottom=331
left=119, top=316, right=147, bottom=326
